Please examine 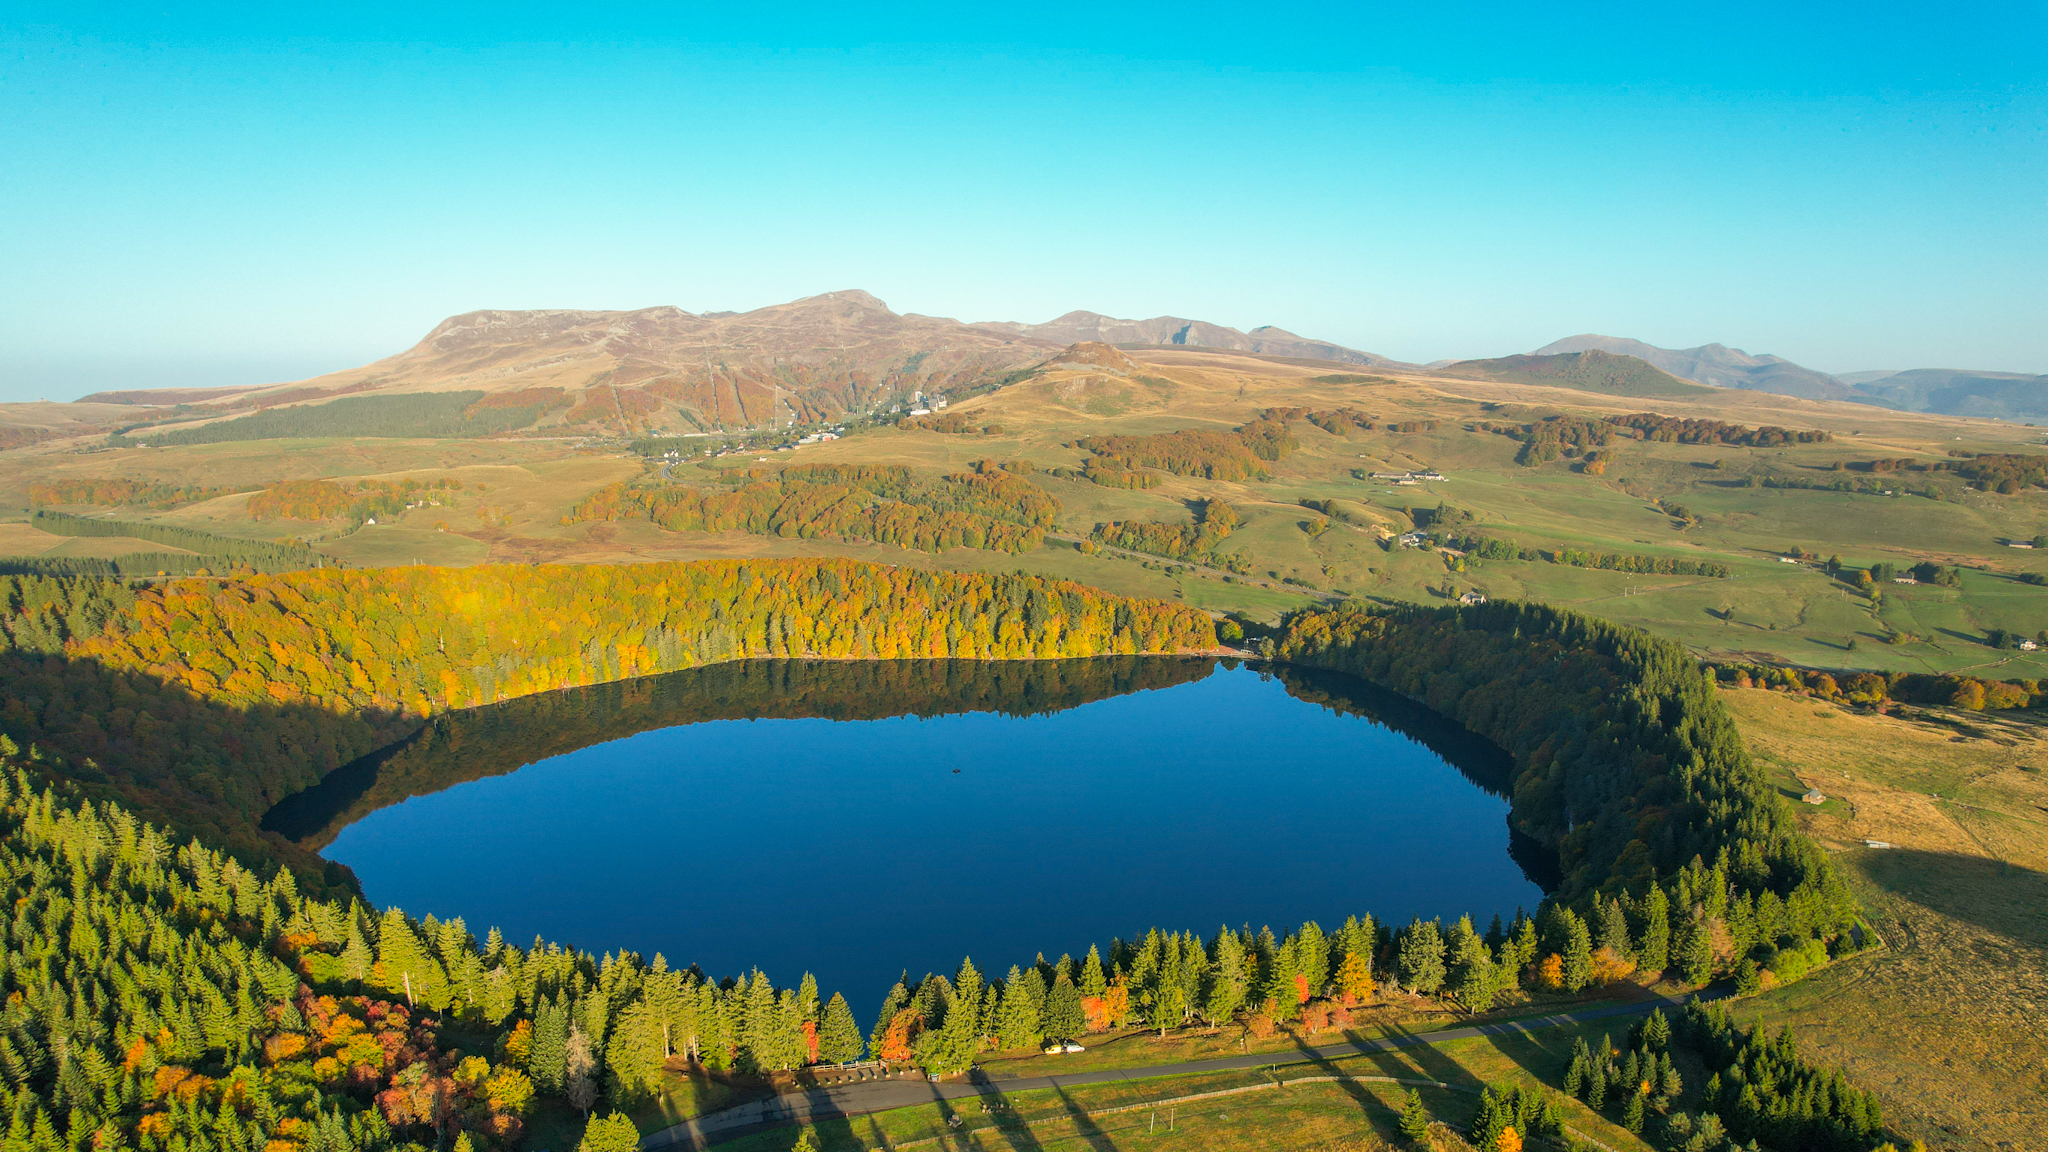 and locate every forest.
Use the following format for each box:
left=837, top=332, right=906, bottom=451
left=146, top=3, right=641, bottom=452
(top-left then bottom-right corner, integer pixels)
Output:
left=0, top=758, right=1888, bottom=1152
left=18, top=513, right=336, bottom=575
left=1089, top=499, right=1240, bottom=561
left=1273, top=600, right=1857, bottom=926
left=1602, top=414, right=1830, bottom=447
left=1438, top=532, right=1732, bottom=578
left=1711, top=661, right=2048, bottom=711
left=1076, top=412, right=1298, bottom=482
left=565, top=464, right=1057, bottom=554
left=247, top=480, right=462, bottom=525
left=28, top=479, right=255, bottom=510
left=107, top=393, right=551, bottom=446
left=0, top=561, right=1215, bottom=883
